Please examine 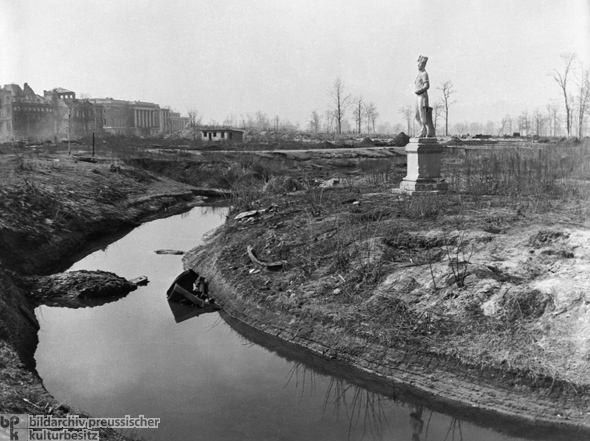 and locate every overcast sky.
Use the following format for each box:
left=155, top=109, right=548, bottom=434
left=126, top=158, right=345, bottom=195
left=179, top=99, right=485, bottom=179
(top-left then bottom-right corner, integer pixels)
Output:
left=1, top=0, right=589, bottom=128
